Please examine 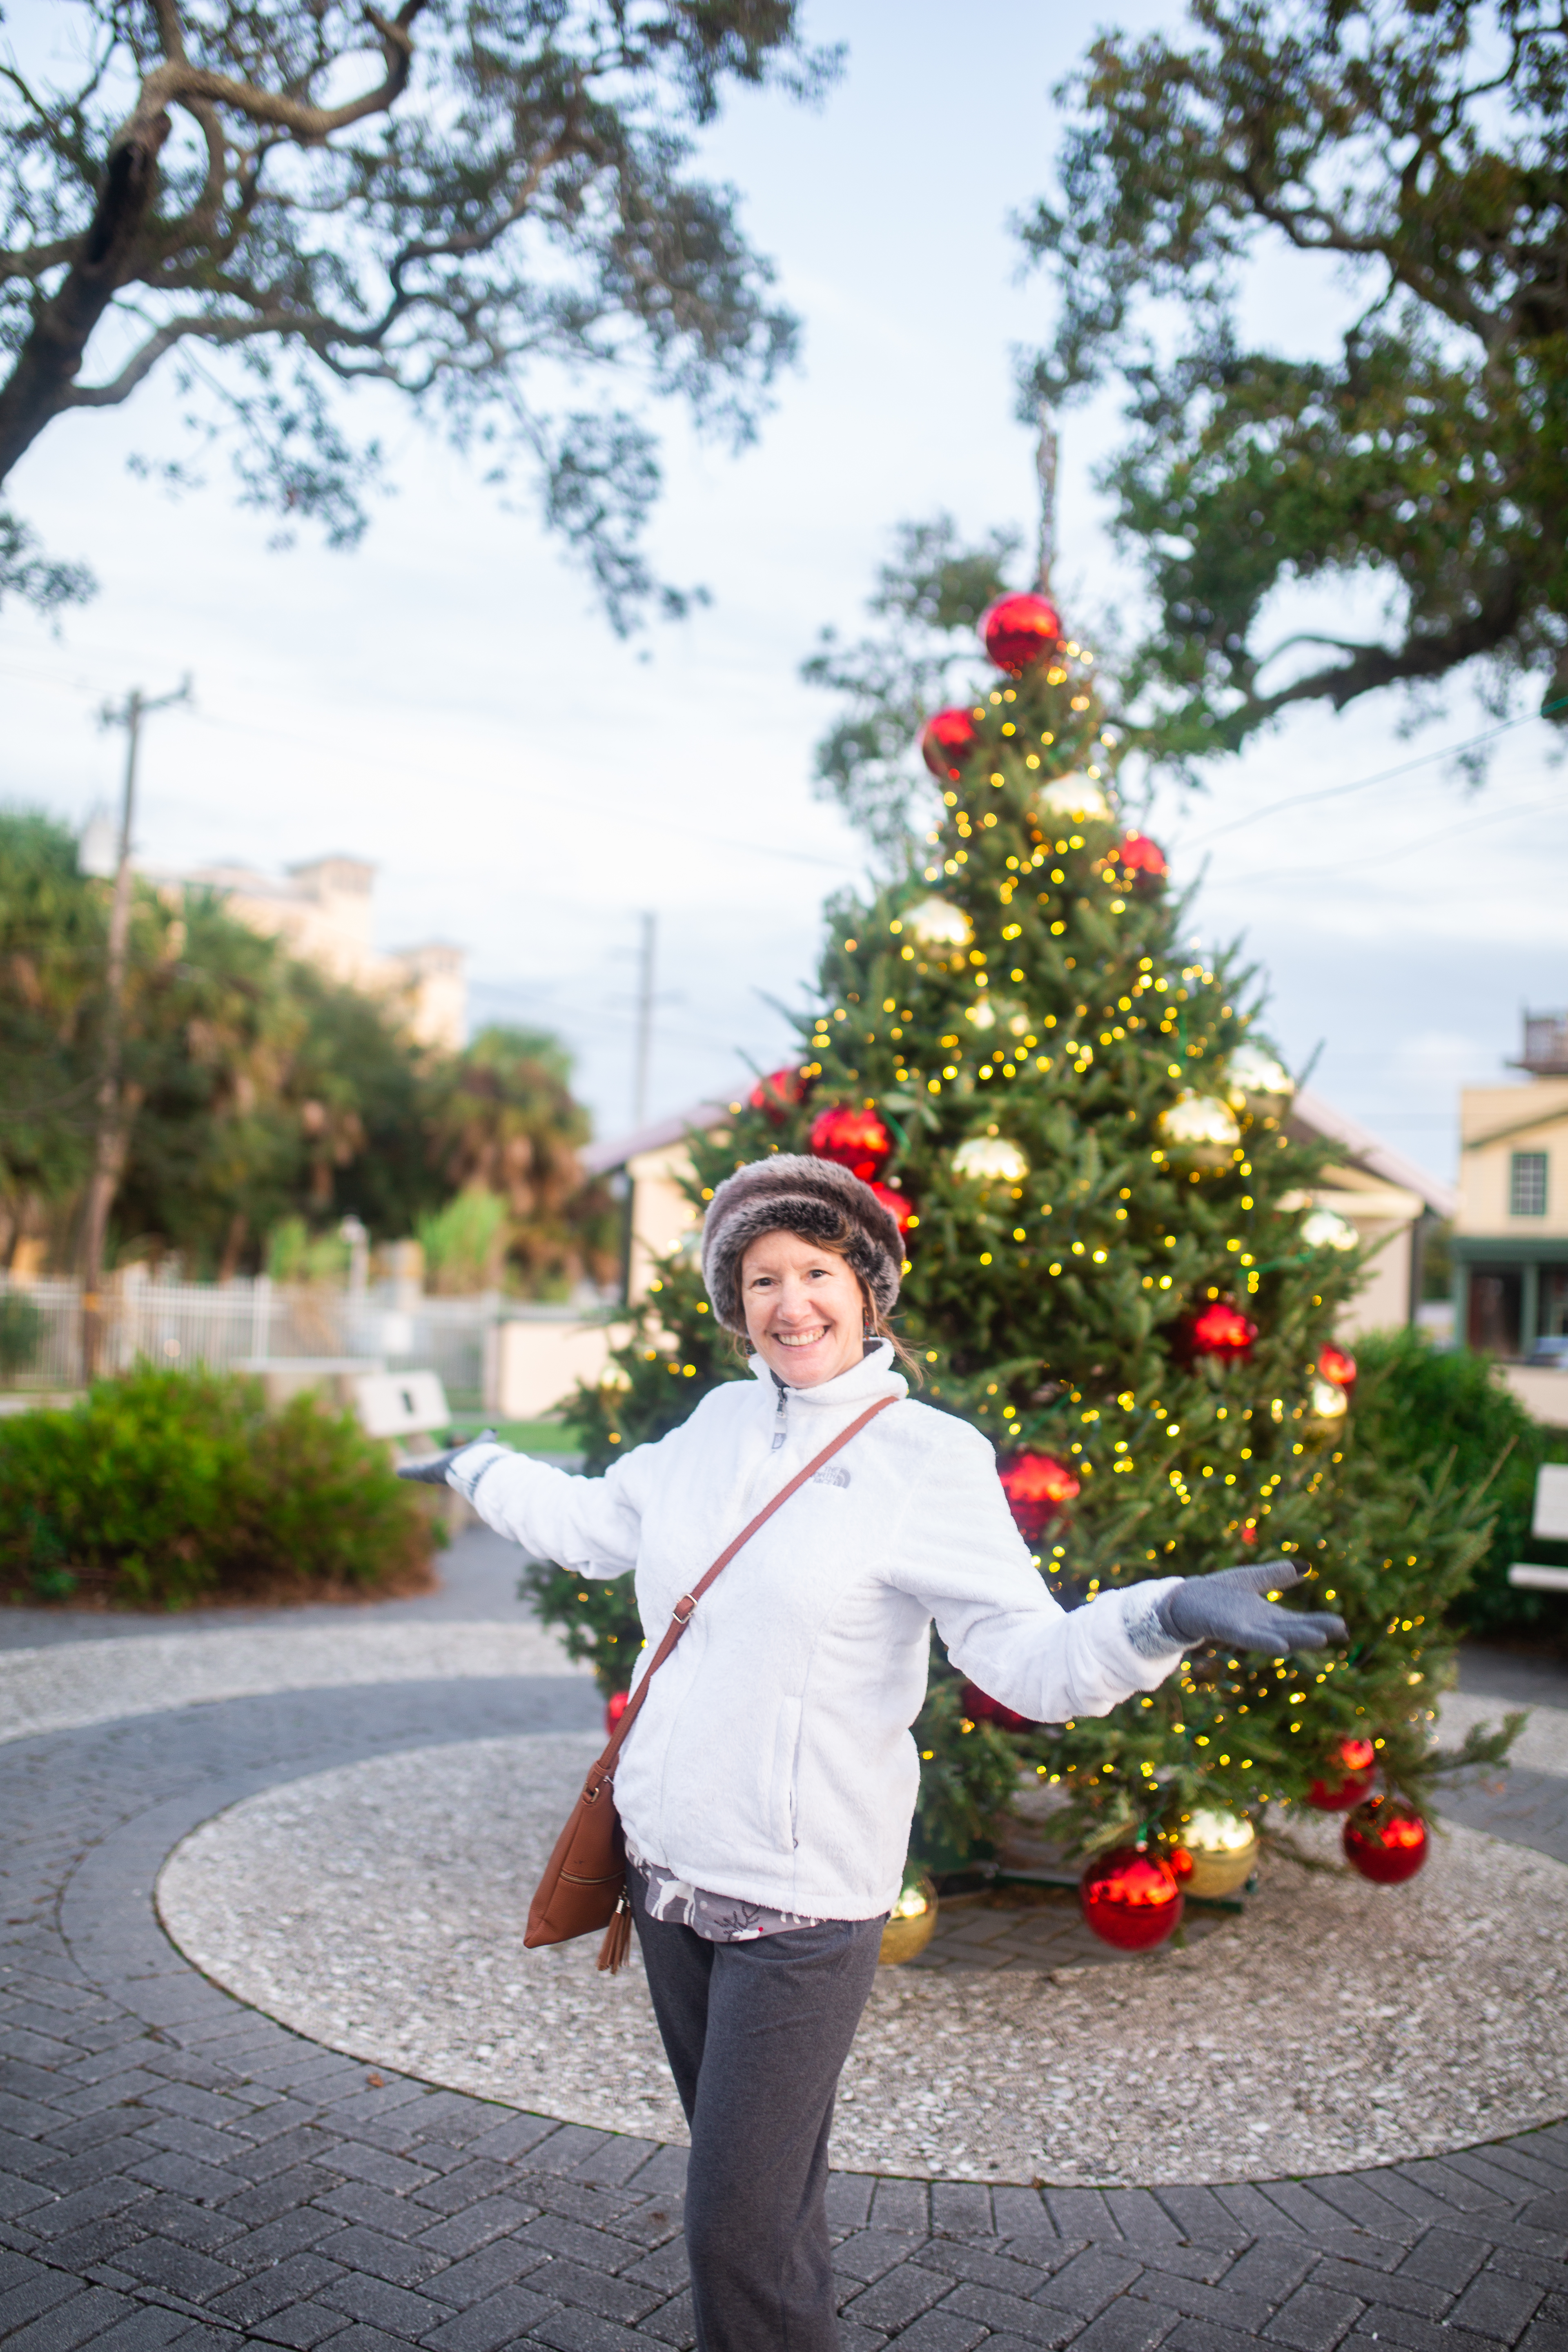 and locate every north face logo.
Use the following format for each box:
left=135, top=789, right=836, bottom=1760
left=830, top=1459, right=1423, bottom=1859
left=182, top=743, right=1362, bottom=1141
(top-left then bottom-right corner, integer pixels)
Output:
left=813, top=1466, right=850, bottom=1488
